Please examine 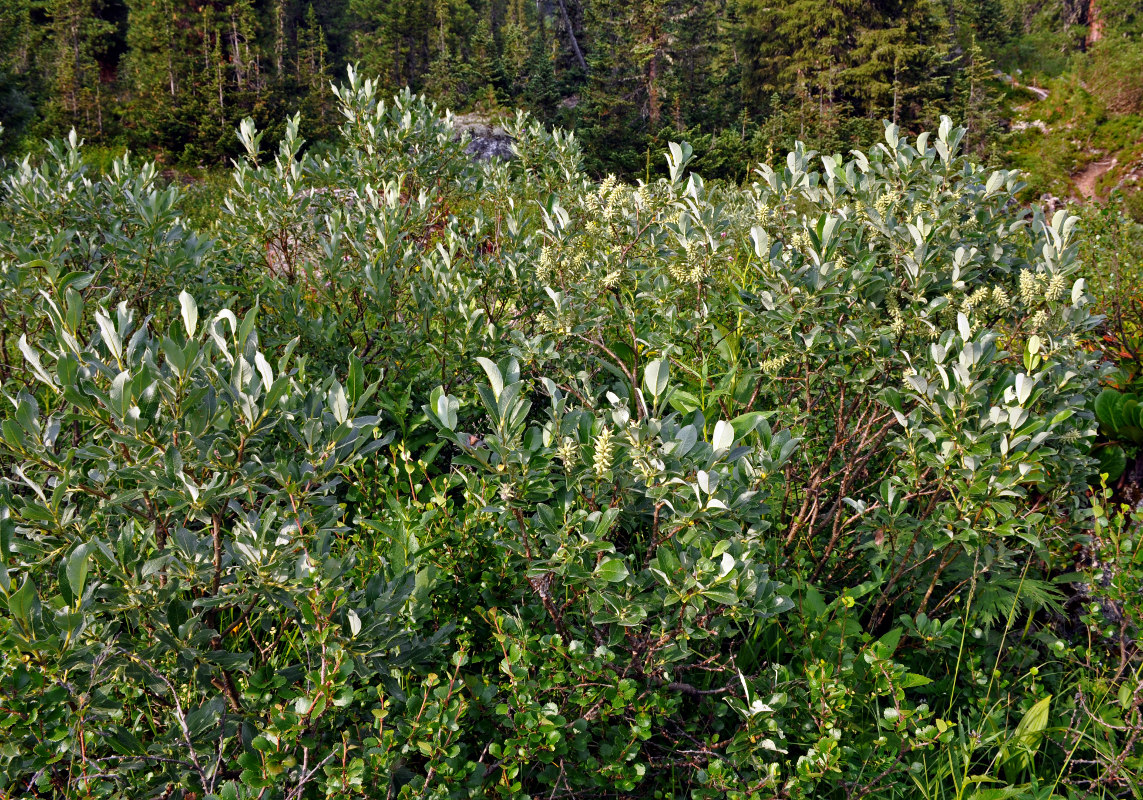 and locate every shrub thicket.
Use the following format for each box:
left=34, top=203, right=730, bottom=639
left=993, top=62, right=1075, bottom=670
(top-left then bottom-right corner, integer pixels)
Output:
left=0, top=73, right=1140, bottom=799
